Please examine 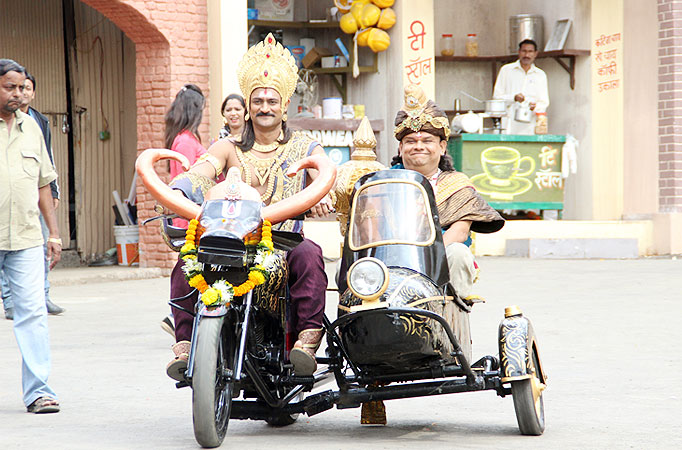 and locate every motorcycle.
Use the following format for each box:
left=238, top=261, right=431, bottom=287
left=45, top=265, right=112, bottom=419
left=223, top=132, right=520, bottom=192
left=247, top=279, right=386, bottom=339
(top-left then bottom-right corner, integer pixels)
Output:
left=136, top=150, right=546, bottom=448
